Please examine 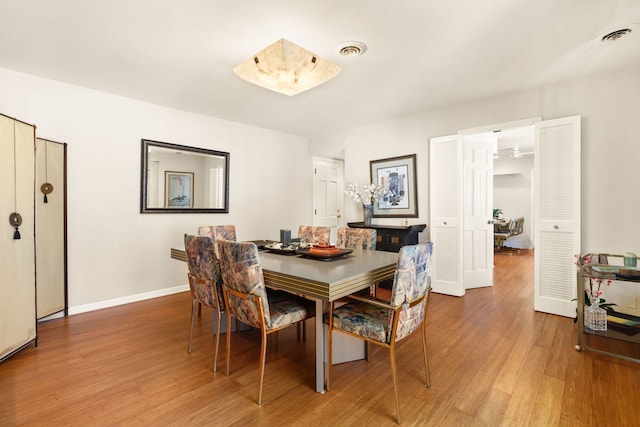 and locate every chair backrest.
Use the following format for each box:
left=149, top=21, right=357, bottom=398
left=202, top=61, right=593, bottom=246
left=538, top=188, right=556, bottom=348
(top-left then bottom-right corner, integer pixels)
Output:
left=389, top=241, right=433, bottom=342
left=297, top=225, right=330, bottom=245
left=184, top=234, right=224, bottom=309
left=336, top=227, right=377, bottom=250
left=514, top=217, right=524, bottom=235
left=216, top=239, right=271, bottom=329
left=198, top=225, right=237, bottom=242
